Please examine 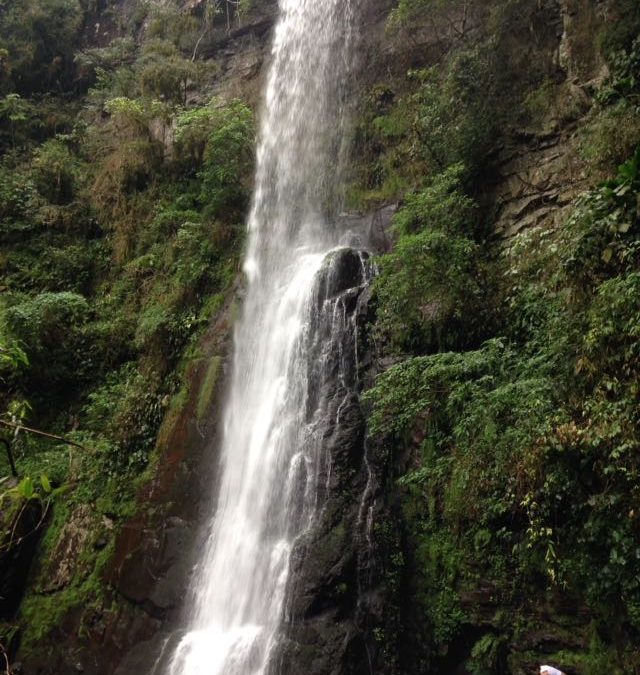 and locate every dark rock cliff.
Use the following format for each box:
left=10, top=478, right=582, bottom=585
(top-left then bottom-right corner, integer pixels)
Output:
left=272, top=247, right=394, bottom=675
